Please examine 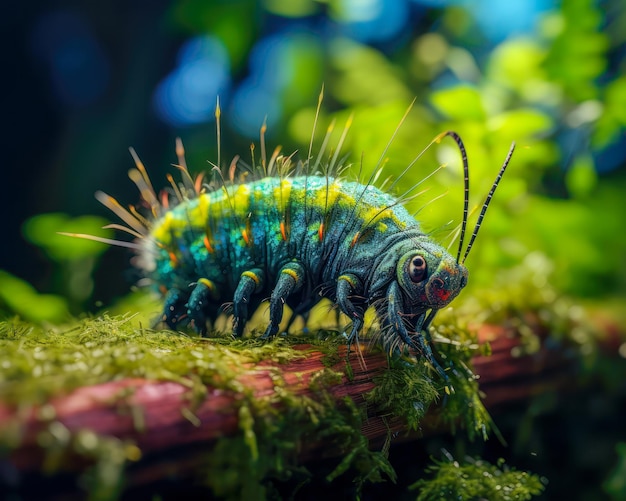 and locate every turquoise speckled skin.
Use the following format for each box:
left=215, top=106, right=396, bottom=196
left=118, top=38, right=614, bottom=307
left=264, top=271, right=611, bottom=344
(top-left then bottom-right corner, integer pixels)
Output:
left=141, top=174, right=468, bottom=376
